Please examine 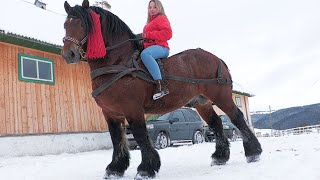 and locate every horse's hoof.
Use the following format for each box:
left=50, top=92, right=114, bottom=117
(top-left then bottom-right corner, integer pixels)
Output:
left=211, top=158, right=227, bottom=166
left=103, top=174, right=121, bottom=179
left=246, top=154, right=260, bottom=163
left=134, top=171, right=155, bottom=180
left=103, top=171, right=123, bottom=179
